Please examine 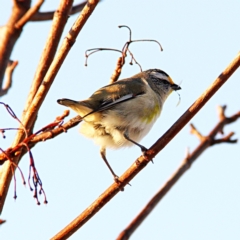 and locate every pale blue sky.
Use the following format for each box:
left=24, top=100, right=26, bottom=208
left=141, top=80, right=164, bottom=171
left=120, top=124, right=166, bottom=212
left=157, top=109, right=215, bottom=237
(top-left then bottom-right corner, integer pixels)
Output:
left=1, top=1, right=240, bottom=239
